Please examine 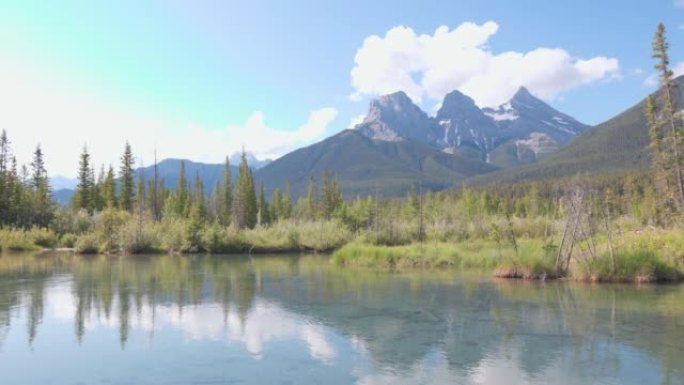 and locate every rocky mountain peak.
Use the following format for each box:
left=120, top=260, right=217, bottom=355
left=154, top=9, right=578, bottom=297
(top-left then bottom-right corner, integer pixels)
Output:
left=435, top=90, right=480, bottom=120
